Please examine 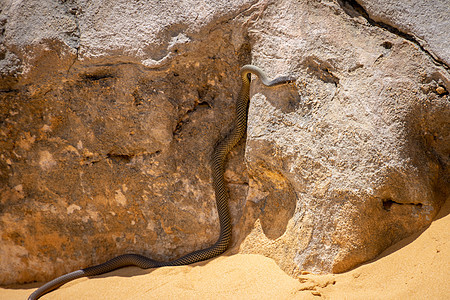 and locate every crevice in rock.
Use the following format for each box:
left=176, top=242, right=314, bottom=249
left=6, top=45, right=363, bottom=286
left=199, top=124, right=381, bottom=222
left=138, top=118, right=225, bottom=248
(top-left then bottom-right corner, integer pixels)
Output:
left=338, top=0, right=448, bottom=69
left=106, top=150, right=162, bottom=163
left=67, top=44, right=79, bottom=75
left=382, top=198, right=423, bottom=211
left=84, top=150, right=161, bottom=165
left=196, top=100, right=212, bottom=109
left=0, top=88, right=19, bottom=94
left=80, top=71, right=115, bottom=81
left=106, top=153, right=133, bottom=163
left=63, top=2, right=81, bottom=74
left=227, top=182, right=249, bottom=186
left=173, top=118, right=187, bottom=137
